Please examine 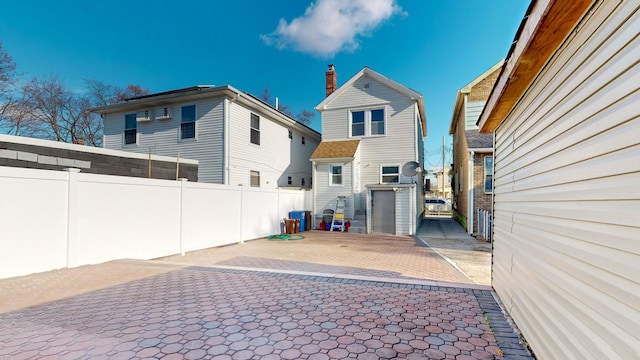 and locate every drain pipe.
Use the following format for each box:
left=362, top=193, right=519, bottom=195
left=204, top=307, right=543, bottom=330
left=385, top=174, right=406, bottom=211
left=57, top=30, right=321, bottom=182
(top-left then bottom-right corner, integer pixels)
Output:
left=468, top=150, right=474, bottom=235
